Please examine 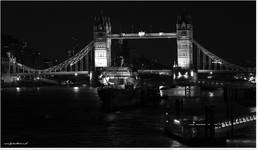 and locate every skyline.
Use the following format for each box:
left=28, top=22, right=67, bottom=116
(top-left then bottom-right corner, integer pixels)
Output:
left=2, top=1, right=256, bottom=67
